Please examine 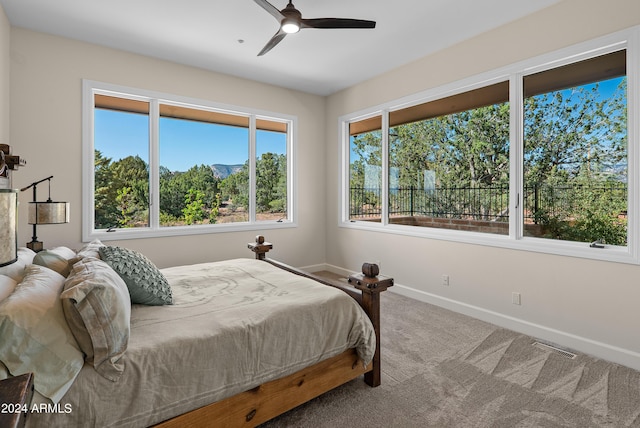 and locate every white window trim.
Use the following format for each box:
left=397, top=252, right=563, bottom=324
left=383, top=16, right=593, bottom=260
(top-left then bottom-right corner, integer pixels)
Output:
left=339, top=26, right=639, bottom=265
left=82, top=80, right=297, bottom=242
